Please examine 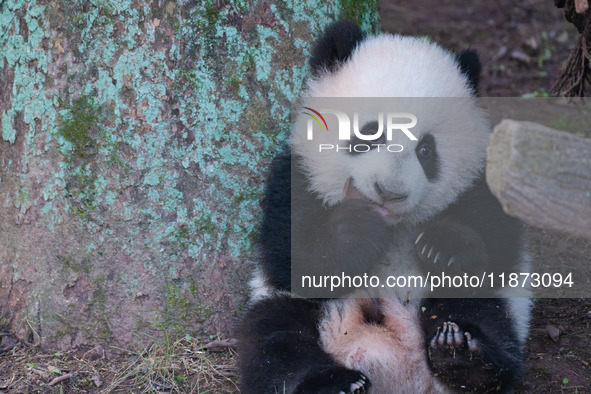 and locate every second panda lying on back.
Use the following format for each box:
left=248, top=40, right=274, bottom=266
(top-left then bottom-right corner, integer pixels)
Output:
left=239, top=21, right=531, bottom=393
